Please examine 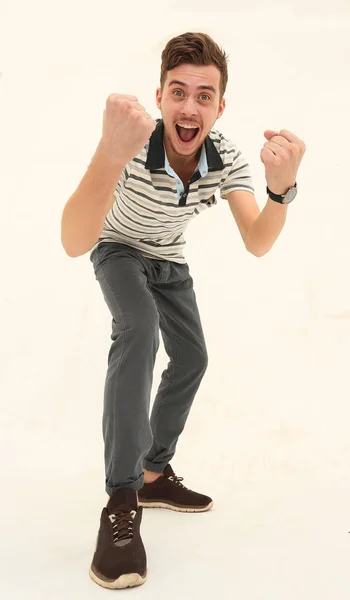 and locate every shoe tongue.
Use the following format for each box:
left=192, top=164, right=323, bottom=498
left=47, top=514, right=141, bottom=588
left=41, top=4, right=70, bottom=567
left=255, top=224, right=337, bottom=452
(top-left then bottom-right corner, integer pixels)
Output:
left=163, top=464, right=175, bottom=478
left=107, top=489, right=138, bottom=514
